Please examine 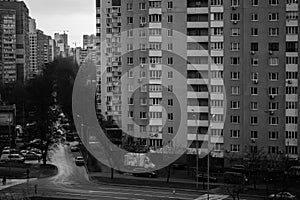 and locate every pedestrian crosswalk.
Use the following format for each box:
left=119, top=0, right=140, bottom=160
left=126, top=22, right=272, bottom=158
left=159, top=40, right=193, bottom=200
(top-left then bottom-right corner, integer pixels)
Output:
left=195, top=194, right=229, bottom=200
